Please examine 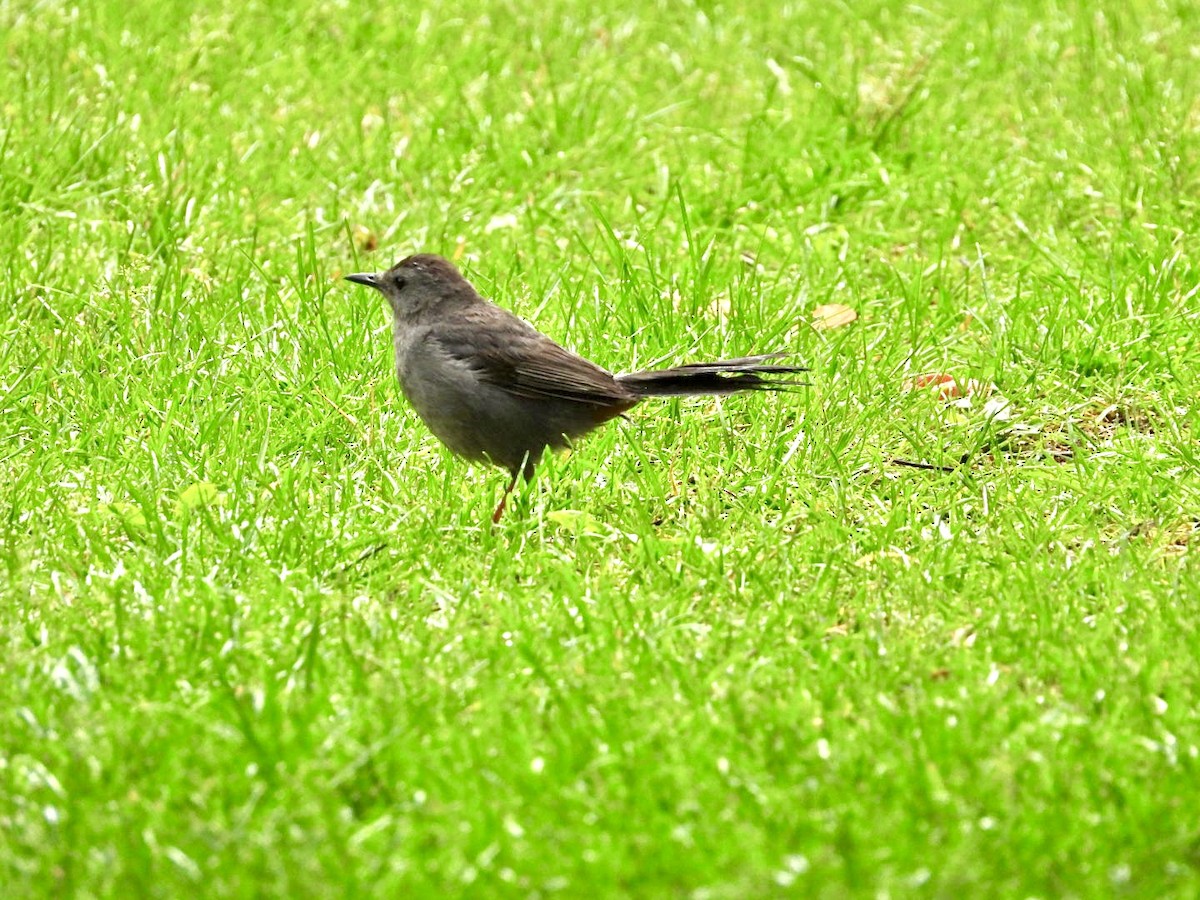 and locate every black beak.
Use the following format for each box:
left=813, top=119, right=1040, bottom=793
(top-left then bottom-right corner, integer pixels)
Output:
left=345, top=272, right=381, bottom=288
